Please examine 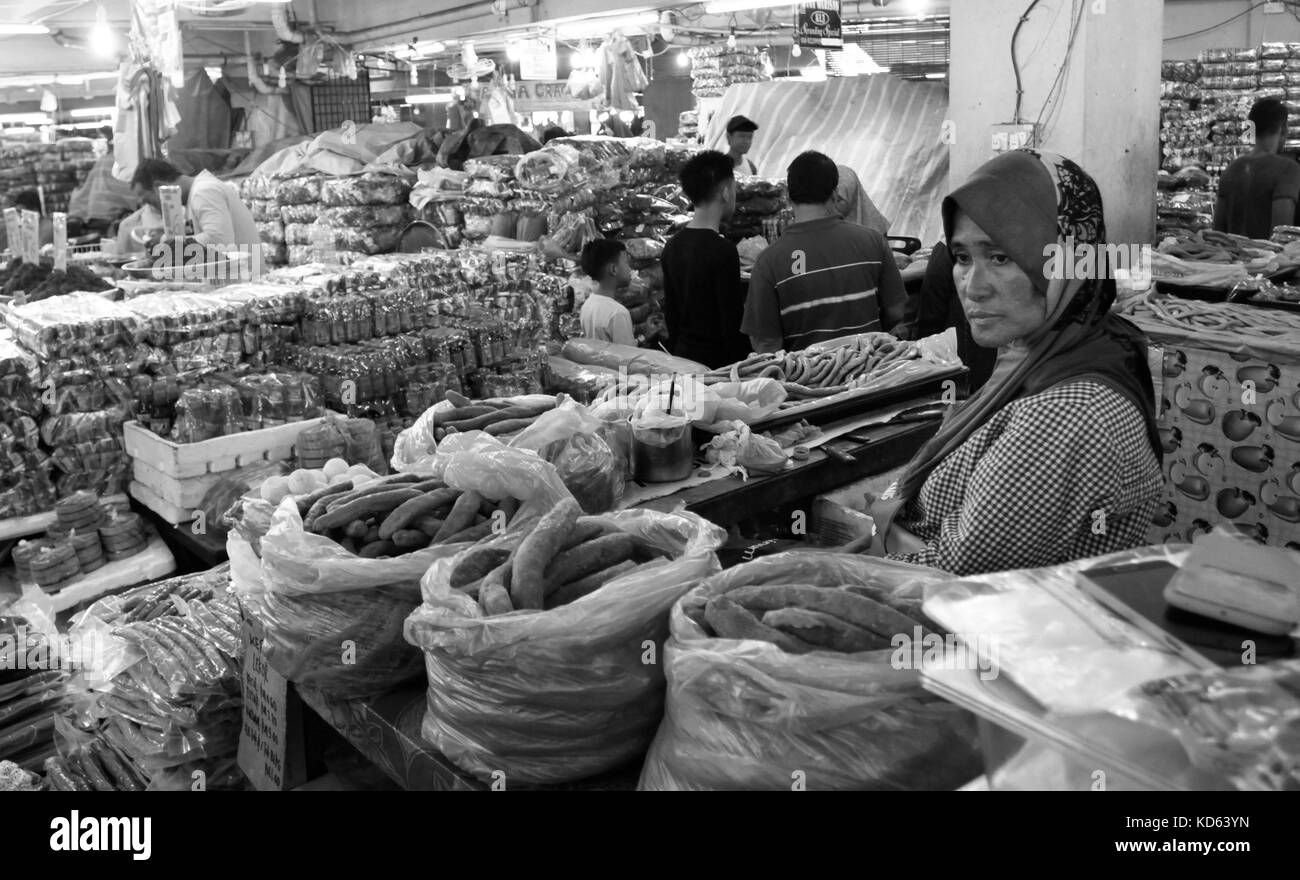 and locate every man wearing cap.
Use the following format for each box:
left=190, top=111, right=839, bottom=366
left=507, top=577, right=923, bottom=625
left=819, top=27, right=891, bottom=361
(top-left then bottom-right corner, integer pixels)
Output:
left=725, top=115, right=759, bottom=175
